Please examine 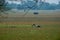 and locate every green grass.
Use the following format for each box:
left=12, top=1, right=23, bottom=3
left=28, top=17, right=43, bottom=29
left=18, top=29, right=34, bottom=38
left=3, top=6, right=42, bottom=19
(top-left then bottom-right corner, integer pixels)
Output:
left=0, top=24, right=60, bottom=40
